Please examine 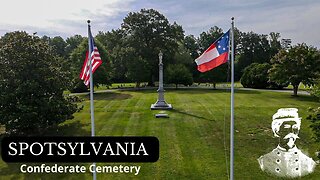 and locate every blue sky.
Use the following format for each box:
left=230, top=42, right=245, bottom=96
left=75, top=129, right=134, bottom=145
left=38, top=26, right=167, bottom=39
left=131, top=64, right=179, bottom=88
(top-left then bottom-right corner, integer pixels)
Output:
left=0, top=0, right=319, bottom=47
